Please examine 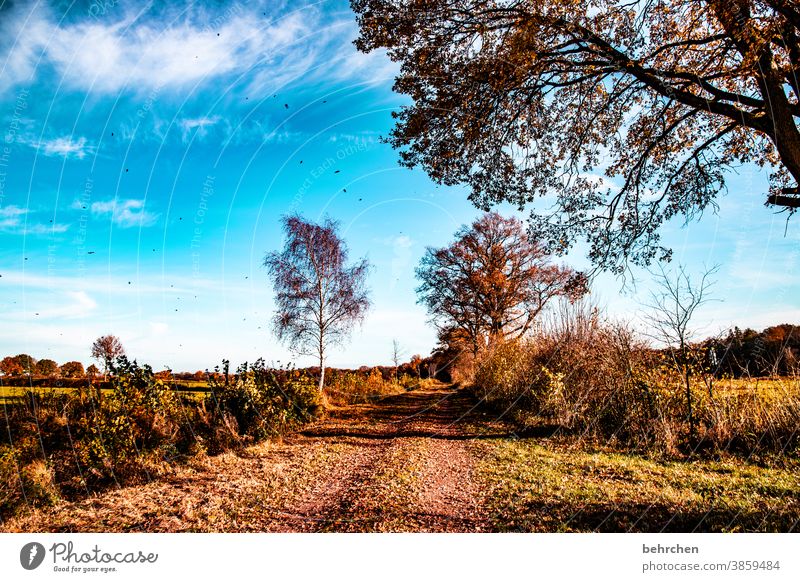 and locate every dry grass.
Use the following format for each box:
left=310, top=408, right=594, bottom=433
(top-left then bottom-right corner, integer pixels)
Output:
left=3, top=381, right=799, bottom=533
left=323, top=370, right=425, bottom=405
left=471, top=301, right=800, bottom=457
left=1, top=382, right=495, bottom=533
left=0, top=359, right=320, bottom=521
